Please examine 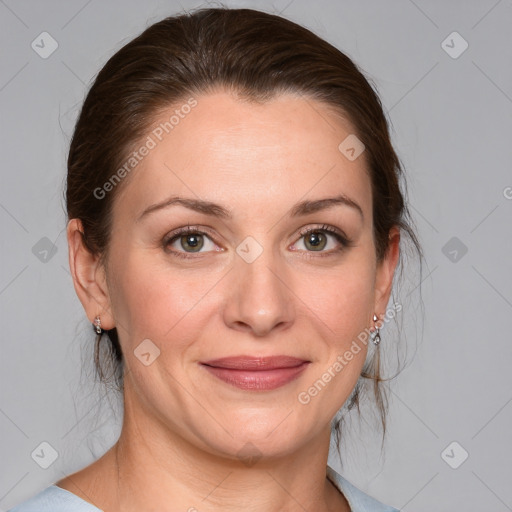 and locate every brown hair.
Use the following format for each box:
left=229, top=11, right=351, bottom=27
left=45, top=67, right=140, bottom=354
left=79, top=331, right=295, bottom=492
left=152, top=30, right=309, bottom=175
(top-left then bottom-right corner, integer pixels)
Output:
left=65, top=6, right=421, bottom=452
